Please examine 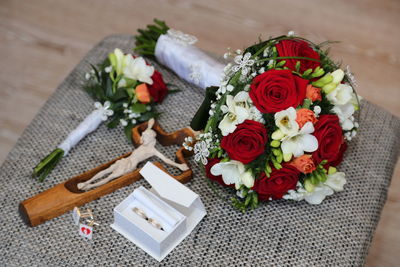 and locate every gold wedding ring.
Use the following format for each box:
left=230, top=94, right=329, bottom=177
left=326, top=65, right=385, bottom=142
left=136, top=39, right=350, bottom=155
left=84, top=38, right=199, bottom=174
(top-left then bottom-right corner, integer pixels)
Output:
left=147, top=218, right=164, bottom=231
left=132, top=207, right=147, bottom=220
left=132, top=207, right=164, bottom=231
